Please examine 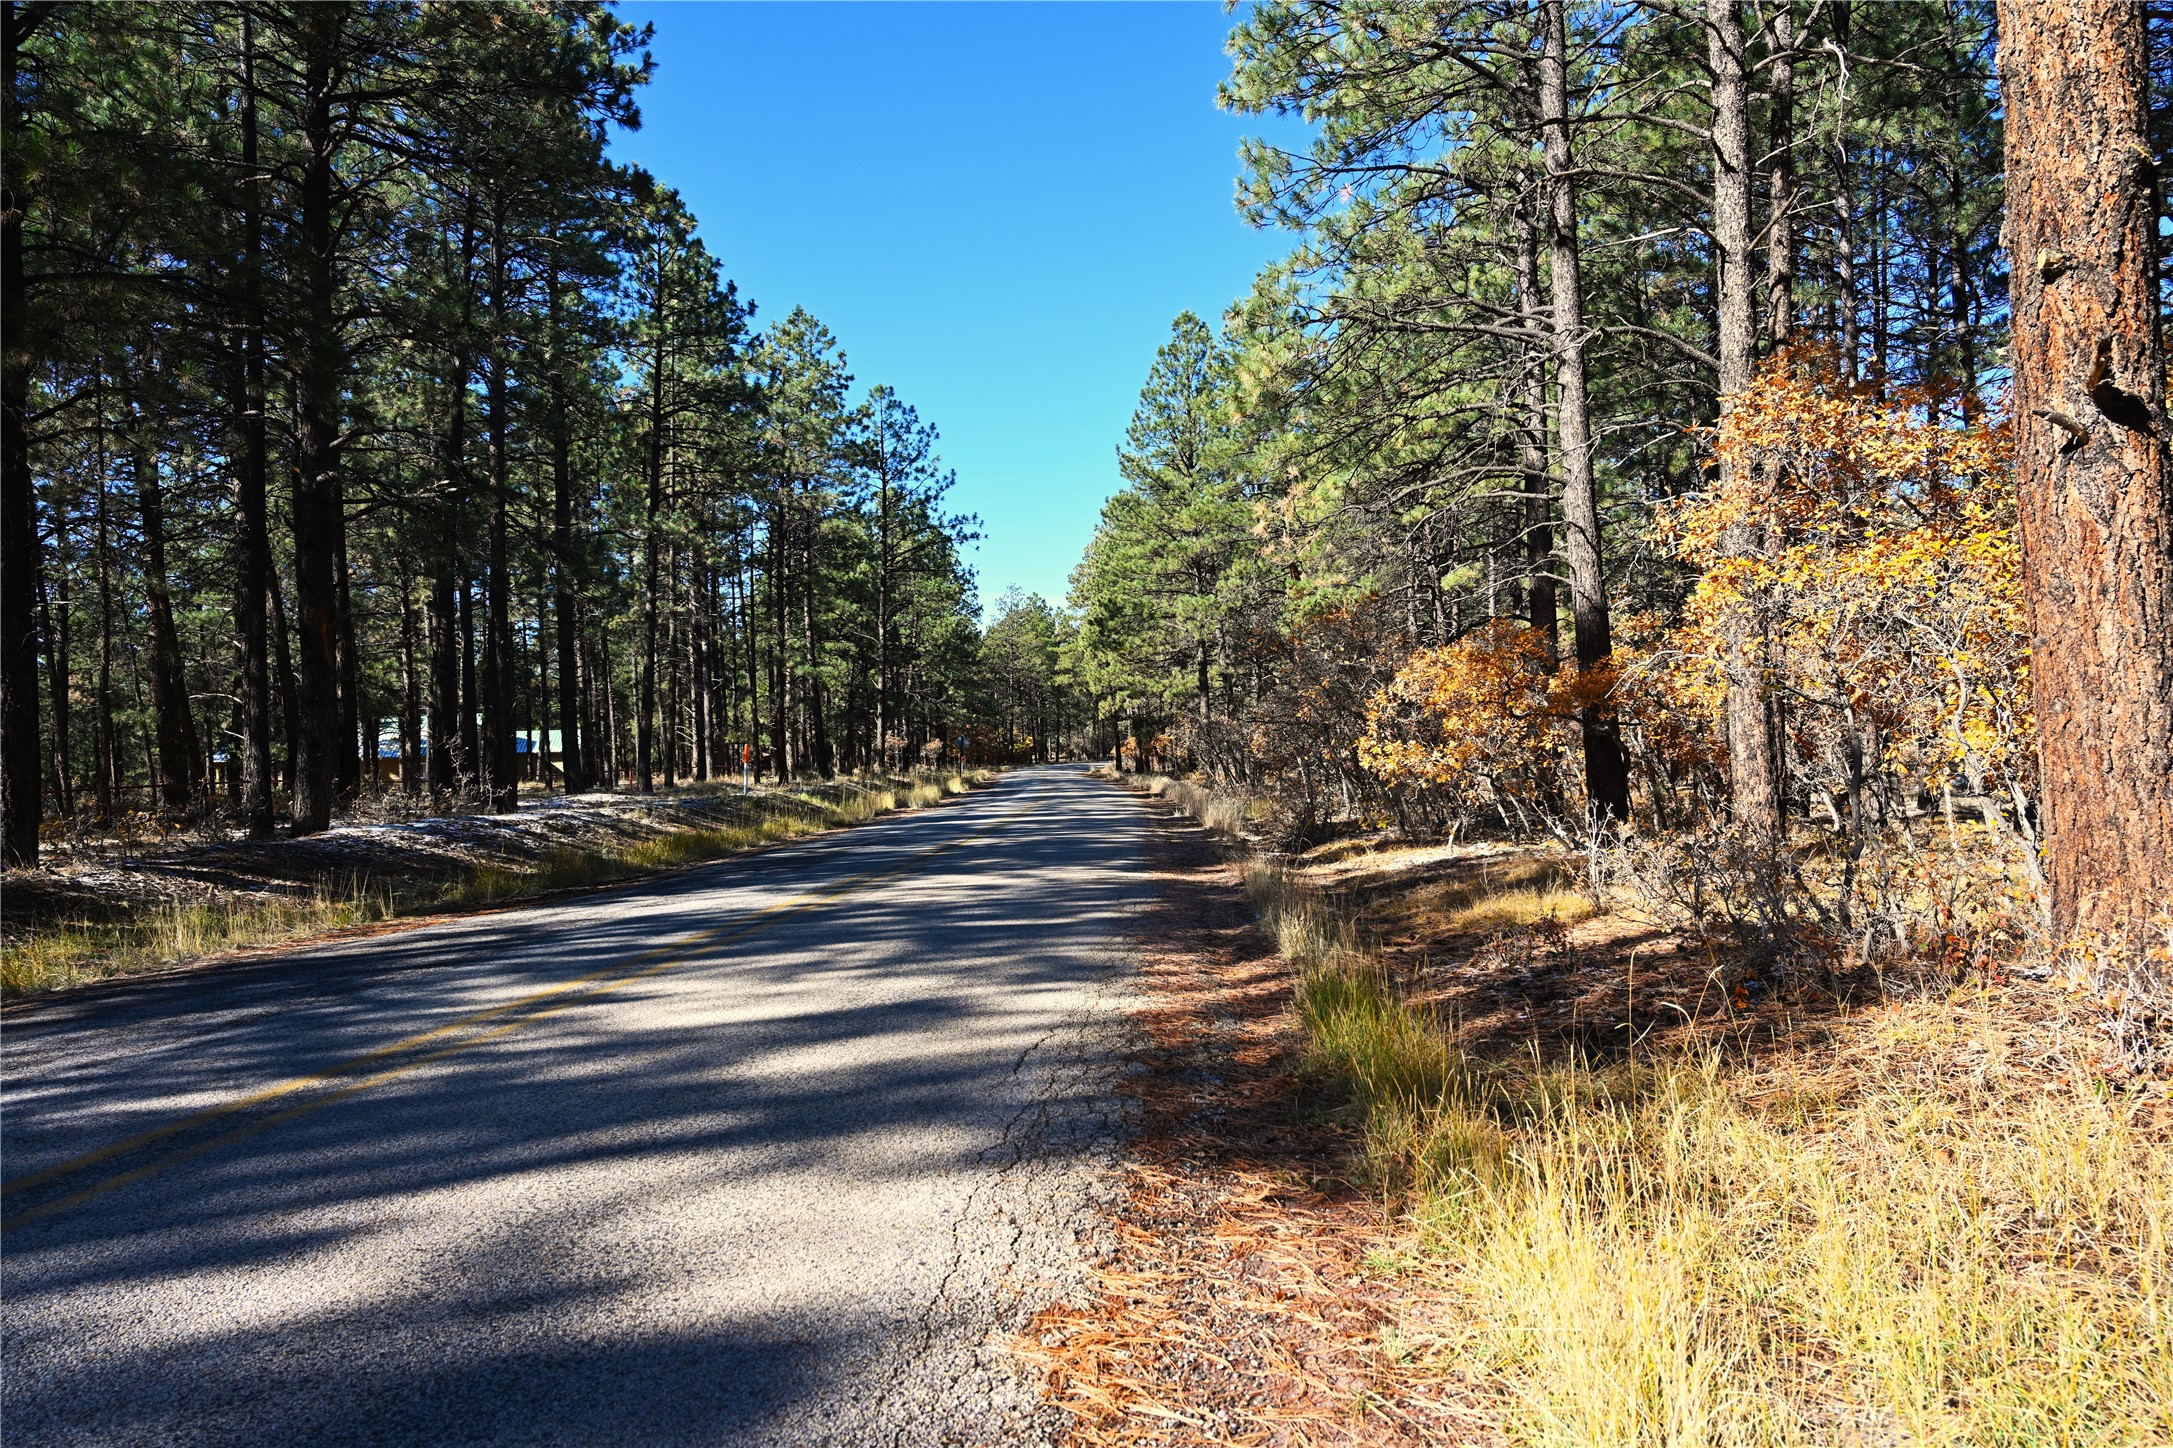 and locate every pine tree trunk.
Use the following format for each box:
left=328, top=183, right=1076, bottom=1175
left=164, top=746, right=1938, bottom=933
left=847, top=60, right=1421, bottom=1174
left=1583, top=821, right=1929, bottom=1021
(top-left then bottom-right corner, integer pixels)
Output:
left=287, top=12, right=345, bottom=835
left=231, top=8, right=275, bottom=836
left=0, top=0, right=42, bottom=864
left=536, top=575, right=553, bottom=792
left=1514, top=184, right=1559, bottom=668
left=637, top=303, right=664, bottom=794
left=131, top=436, right=202, bottom=812
left=1766, top=3, right=1795, bottom=348
left=1831, top=2, right=1857, bottom=378
left=39, top=526, right=70, bottom=818
left=547, top=265, right=585, bottom=793
left=1541, top=0, right=1629, bottom=822
left=1708, top=0, right=1784, bottom=838
left=429, top=340, right=471, bottom=799
left=484, top=203, right=517, bottom=813
left=398, top=564, right=420, bottom=794
left=459, top=577, right=480, bottom=779
left=1999, top=0, right=2173, bottom=953
left=93, top=389, right=114, bottom=821
left=269, top=563, right=299, bottom=802
left=804, top=530, right=833, bottom=779
left=771, top=500, right=793, bottom=779
left=333, top=505, right=361, bottom=799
